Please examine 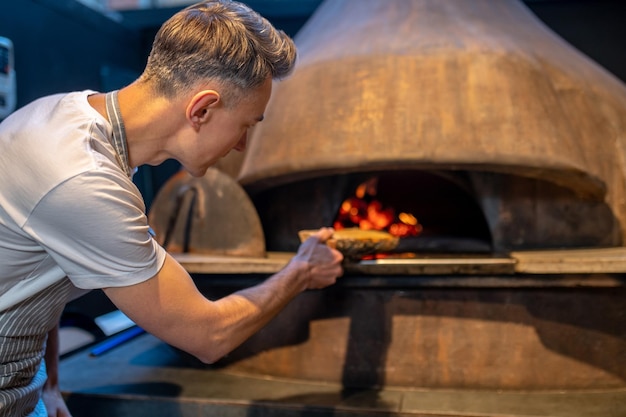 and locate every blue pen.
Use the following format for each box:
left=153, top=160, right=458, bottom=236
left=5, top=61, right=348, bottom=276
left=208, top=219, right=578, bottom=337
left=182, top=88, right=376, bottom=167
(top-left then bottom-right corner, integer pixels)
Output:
left=89, top=326, right=145, bottom=357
